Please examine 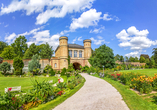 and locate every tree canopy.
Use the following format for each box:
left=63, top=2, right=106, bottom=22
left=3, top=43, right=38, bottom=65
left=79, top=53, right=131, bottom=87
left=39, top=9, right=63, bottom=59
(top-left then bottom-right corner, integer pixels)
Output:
left=23, top=43, right=39, bottom=59
left=11, top=36, right=28, bottom=58
left=152, top=48, right=157, bottom=67
left=89, top=44, right=115, bottom=69
left=40, top=43, right=54, bottom=60
left=139, top=56, right=146, bottom=63
left=0, top=41, right=8, bottom=54
left=0, top=46, right=15, bottom=60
